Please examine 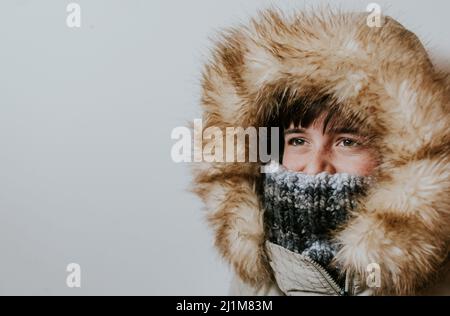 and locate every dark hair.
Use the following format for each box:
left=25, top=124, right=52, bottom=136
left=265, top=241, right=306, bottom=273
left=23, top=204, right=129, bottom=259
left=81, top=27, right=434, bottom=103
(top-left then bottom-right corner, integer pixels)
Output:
left=266, top=94, right=363, bottom=163
left=278, top=94, right=340, bottom=132
left=267, top=94, right=364, bottom=162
